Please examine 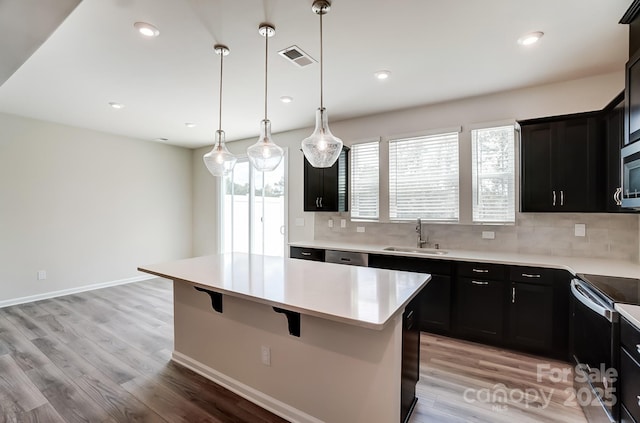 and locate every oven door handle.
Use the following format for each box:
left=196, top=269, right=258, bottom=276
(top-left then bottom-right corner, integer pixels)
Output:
left=571, top=280, right=616, bottom=323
